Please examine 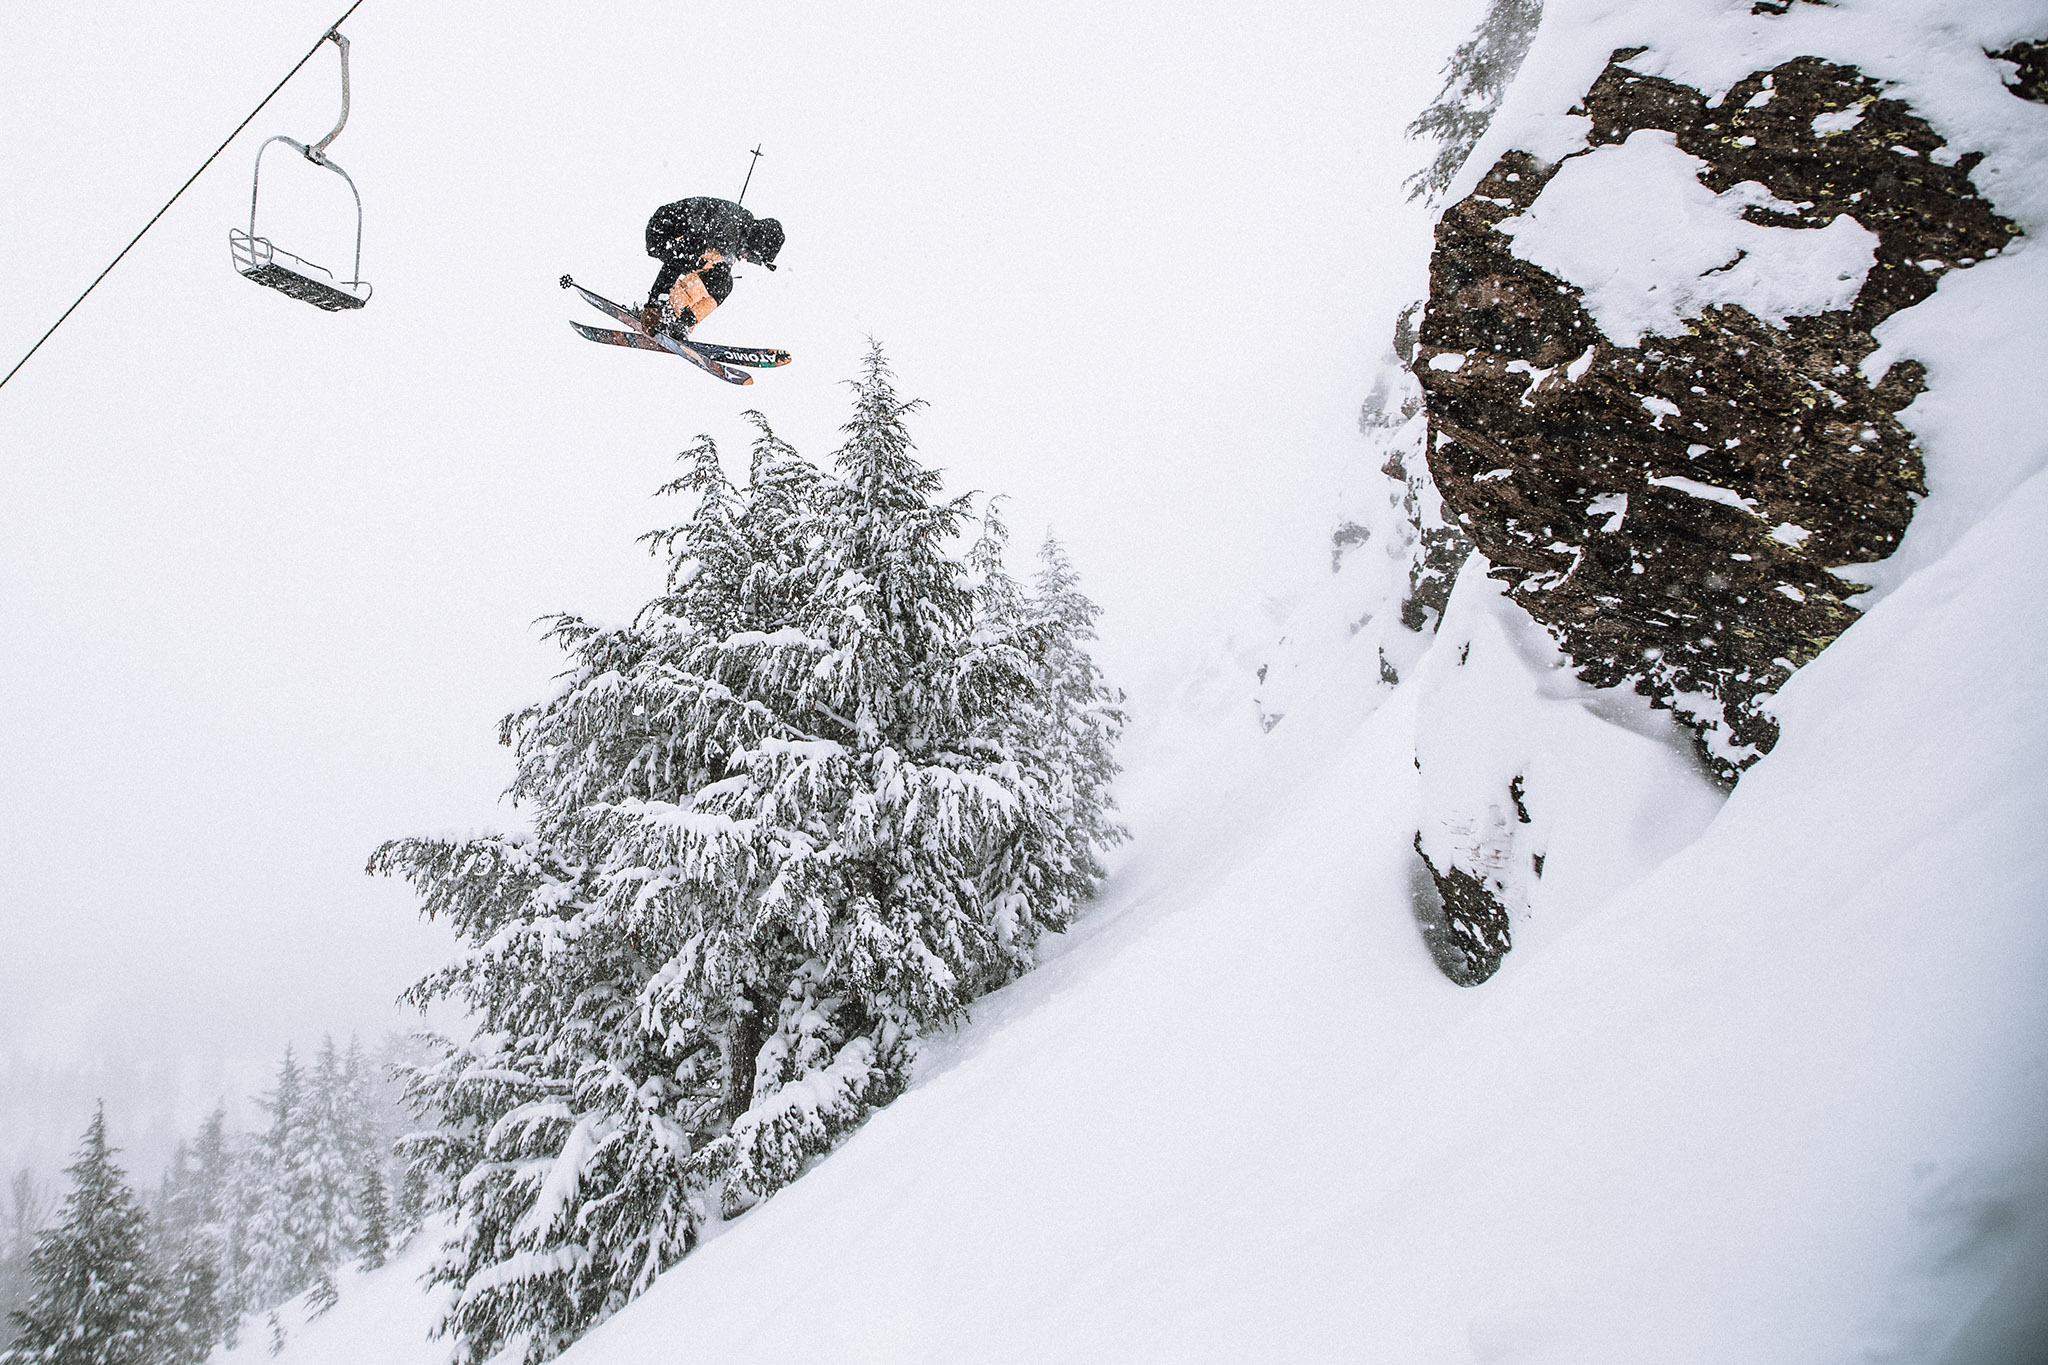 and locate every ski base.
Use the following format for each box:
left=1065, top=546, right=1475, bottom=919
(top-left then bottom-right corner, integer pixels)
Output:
left=560, top=275, right=790, bottom=385
left=570, top=323, right=789, bottom=369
